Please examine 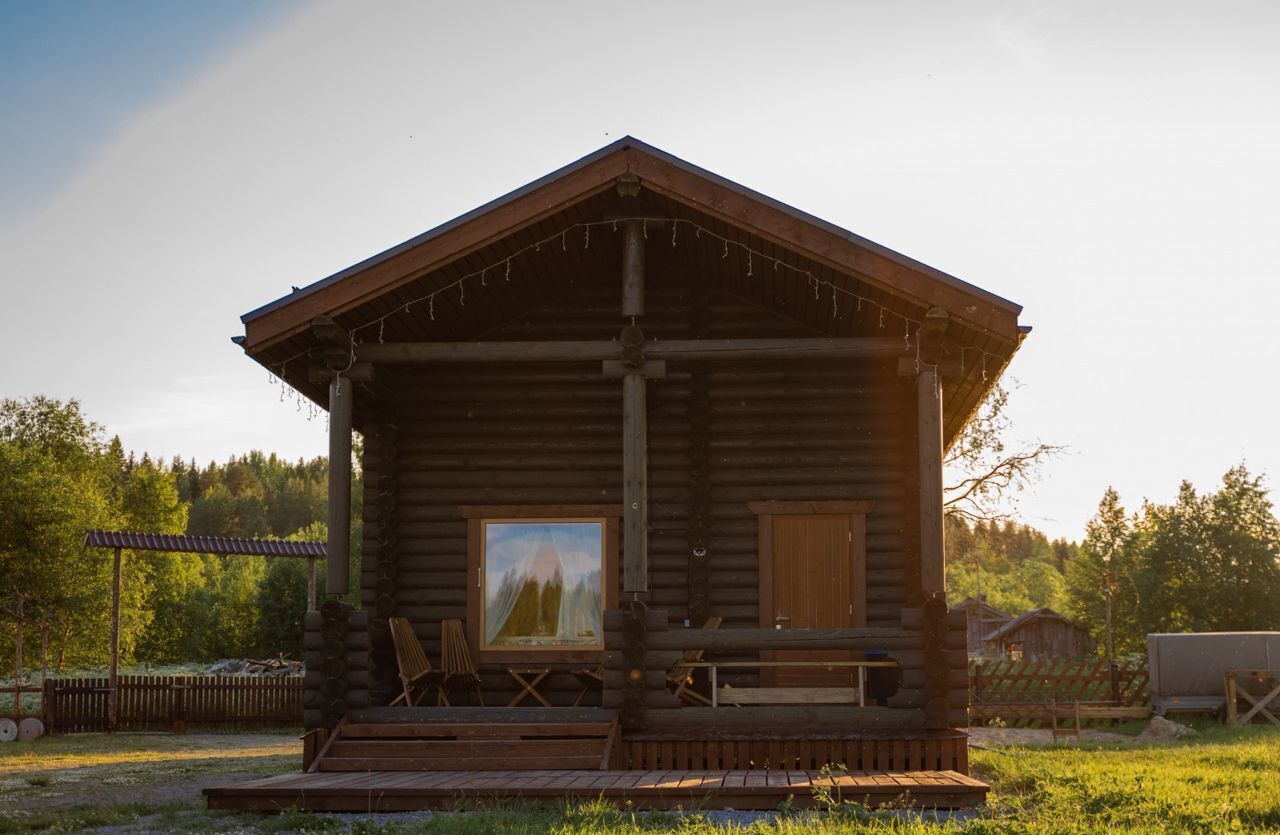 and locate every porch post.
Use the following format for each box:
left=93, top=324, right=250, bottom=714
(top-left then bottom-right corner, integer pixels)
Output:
left=917, top=368, right=945, bottom=594
left=109, top=549, right=121, bottom=731
left=623, top=371, right=648, bottom=593
left=327, top=375, right=353, bottom=596
left=621, top=217, right=649, bottom=593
